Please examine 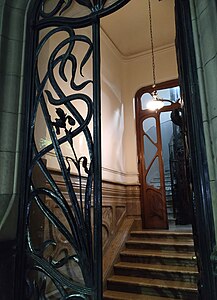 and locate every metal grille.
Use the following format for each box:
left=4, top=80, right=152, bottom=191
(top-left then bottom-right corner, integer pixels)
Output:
left=20, top=1, right=130, bottom=299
